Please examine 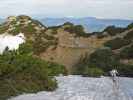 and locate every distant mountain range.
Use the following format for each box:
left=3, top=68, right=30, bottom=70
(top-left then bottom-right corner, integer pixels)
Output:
left=0, top=17, right=132, bottom=32
left=38, top=17, right=133, bottom=32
